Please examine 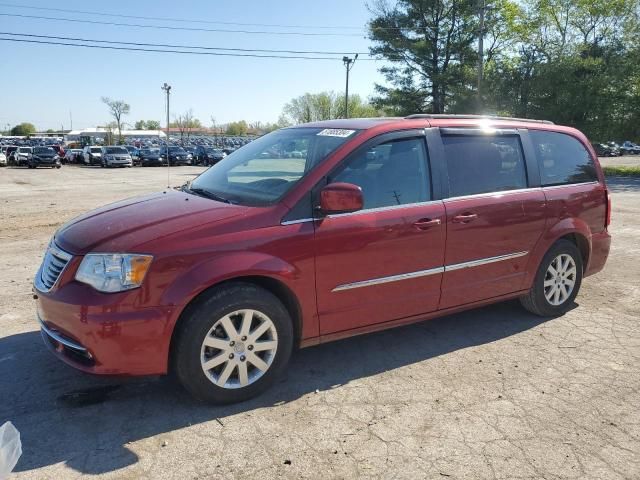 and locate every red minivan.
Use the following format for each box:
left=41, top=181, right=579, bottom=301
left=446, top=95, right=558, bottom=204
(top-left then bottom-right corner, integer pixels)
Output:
left=34, top=115, right=611, bottom=403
